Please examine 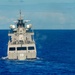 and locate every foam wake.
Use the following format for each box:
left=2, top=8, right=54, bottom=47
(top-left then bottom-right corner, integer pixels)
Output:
left=1, top=56, right=8, bottom=60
